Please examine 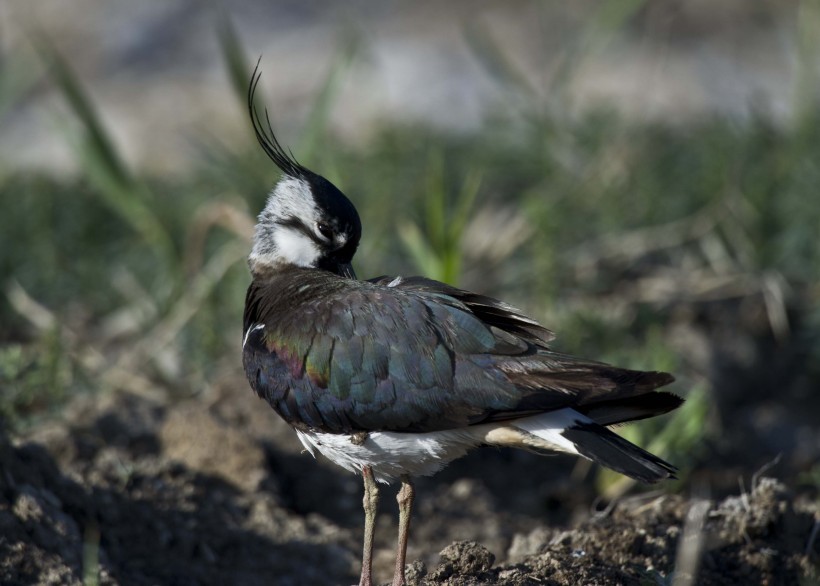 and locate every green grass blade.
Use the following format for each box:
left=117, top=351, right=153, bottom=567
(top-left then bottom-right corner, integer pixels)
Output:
left=298, top=32, right=361, bottom=163
left=463, top=21, right=537, bottom=100
left=36, top=35, right=176, bottom=267
left=35, top=36, right=132, bottom=190
left=398, top=220, right=442, bottom=278
left=424, top=150, right=446, bottom=255
left=0, top=50, right=43, bottom=139
left=217, top=12, right=254, bottom=111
